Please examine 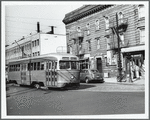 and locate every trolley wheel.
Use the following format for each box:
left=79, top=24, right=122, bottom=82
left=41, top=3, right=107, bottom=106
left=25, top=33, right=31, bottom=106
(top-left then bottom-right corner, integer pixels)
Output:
left=34, top=83, right=41, bottom=89
left=85, top=78, right=89, bottom=83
